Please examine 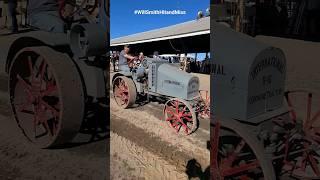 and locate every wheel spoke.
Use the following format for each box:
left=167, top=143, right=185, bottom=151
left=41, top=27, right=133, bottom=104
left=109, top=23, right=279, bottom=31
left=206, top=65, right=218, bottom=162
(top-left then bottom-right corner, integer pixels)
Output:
left=39, top=99, right=59, bottom=117
left=181, top=122, right=190, bottom=134
left=175, top=100, right=179, bottom=114
left=285, top=93, right=297, bottom=122
left=27, top=56, right=34, bottom=78
left=41, top=120, right=51, bottom=136
left=181, top=106, right=187, bottom=114
left=42, top=81, right=58, bottom=96
left=175, top=124, right=181, bottom=133
left=211, top=122, right=221, bottom=170
left=183, top=116, right=193, bottom=122
left=182, top=112, right=192, bottom=118
left=38, top=57, right=47, bottom=80
left=165, top=109, right=175, bottom=116
left=311, top=134, right=320, bottom=143
left=221, top=161, right=259, bottom=177
left=166, top=117, right=176, bottom=121
left=239, top=175, right=250, bottom=180
left=308, top=154, right=320, bottom=176
left=235, top=140, right=246, bottom=154
left=17, top=74, right=32, bottom=91
left=309, top=110, right=320, bottom=128
left=15, top=102, right=33, bottom=113
left=304, top=93, right=312, bottom=129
